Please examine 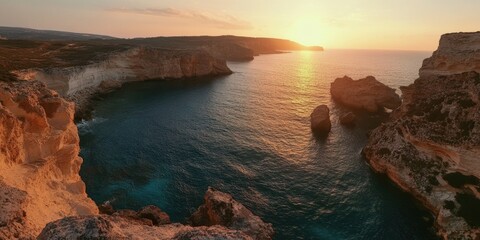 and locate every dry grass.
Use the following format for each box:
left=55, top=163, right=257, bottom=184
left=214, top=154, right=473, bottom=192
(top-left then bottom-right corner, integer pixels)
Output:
left=0, top=40, right=131, bottom=71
